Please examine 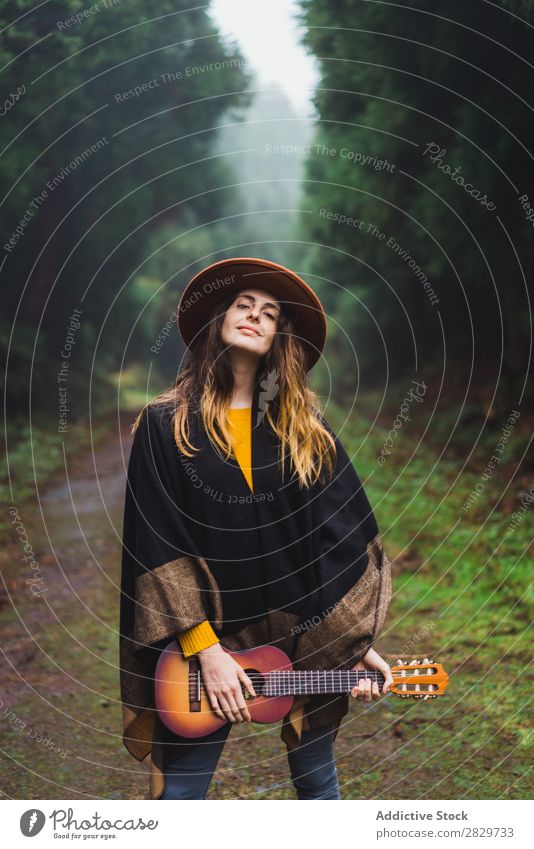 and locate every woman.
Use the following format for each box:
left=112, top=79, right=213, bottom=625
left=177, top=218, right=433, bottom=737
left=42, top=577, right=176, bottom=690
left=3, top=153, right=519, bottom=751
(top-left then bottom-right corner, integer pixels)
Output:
left=119, top=257, right=393, bottom=800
